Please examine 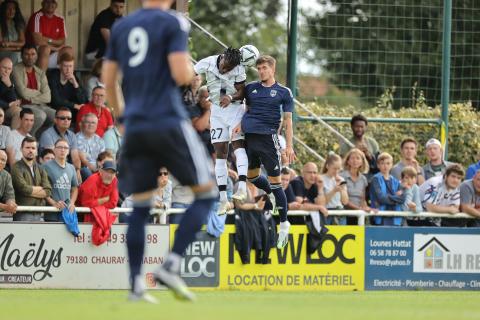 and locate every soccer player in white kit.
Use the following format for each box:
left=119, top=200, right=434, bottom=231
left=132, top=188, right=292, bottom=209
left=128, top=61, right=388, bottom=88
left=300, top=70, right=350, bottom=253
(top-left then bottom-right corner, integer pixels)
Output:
left=194, top=48, right=249, bottom=214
